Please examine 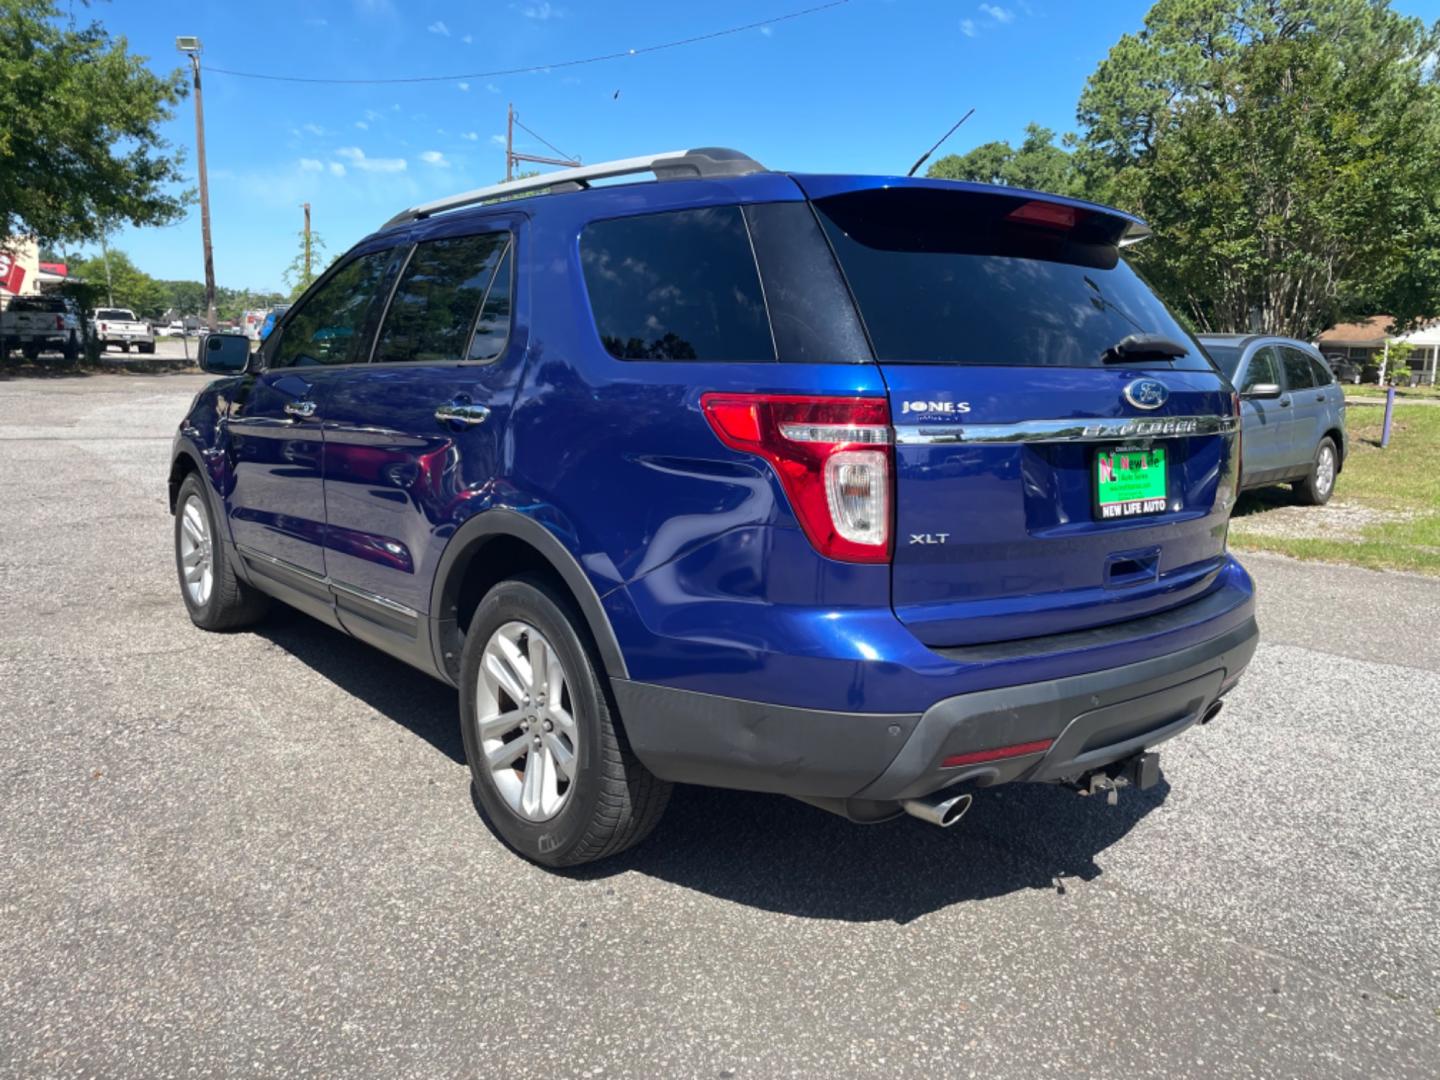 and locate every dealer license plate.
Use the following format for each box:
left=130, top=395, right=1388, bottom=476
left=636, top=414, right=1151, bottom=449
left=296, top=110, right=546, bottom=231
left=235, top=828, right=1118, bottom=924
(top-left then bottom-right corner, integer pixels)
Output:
left=1094, top=445, right=1168, bottom=519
